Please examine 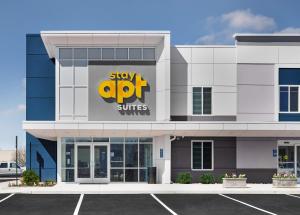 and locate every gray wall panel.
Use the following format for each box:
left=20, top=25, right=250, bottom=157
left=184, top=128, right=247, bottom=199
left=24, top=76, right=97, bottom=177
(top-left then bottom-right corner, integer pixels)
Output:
left=237, top=64, right=275, bottom=121
left=171, top=137, right=236, bottom=183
